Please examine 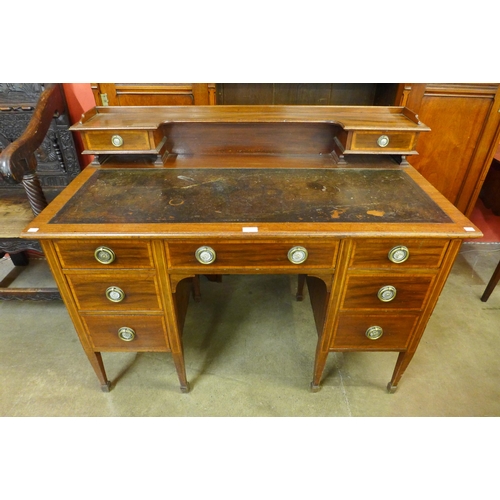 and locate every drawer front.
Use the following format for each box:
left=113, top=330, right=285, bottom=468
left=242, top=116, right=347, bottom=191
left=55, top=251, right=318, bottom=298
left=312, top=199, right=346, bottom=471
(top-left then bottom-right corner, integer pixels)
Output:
left=350, top=131, right=416, bottom=152
left=84, top=130, right=151, bottom=151
left=331, top=313, right=419, bottom=349
left=342, top=274, right=435, bottom=311
left=350, top=239, right=449, bottom=269
left=167, top=241, right=339, bottom=270
left=55, top=240, right=154, bottom=269
left=66, top=272, right=161, bottom=312
left=82, top=314, right=169, bottom=351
